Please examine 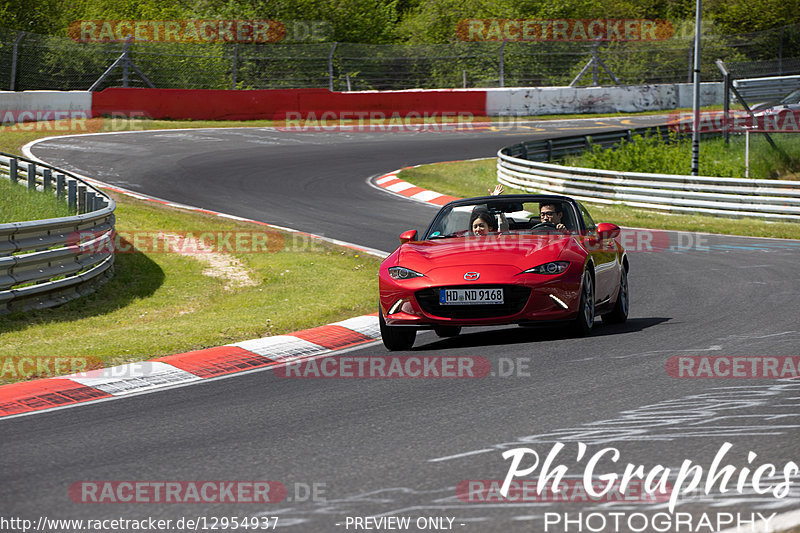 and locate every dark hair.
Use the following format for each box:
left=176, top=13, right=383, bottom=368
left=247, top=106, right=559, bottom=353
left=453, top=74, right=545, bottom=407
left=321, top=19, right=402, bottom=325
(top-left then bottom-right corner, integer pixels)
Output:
left=540, top=202, right=562, bottom=214
left=469, top=208, right=497, bottom=234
